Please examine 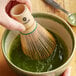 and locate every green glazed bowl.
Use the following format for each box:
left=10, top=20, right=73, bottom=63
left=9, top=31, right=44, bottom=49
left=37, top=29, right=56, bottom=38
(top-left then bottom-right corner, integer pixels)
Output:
left=2, top=13, right=76, bottom=76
